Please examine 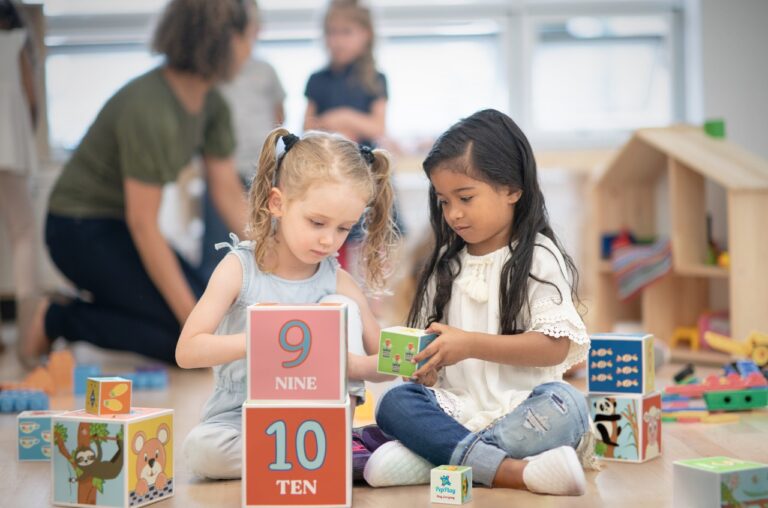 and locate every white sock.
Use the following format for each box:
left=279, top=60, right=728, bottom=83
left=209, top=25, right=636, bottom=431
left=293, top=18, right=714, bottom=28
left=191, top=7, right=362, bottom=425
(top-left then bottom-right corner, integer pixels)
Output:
left=522, top=446, right=587, bottom=496
left=363, top=441, right=432, bottom=487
